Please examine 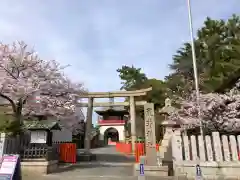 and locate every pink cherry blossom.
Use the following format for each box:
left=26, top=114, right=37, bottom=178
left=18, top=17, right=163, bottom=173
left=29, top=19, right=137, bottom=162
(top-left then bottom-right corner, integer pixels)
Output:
left=169, top=82, right=240, bottom=132
left=0, top=41, right=86, bottom=133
